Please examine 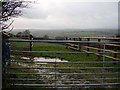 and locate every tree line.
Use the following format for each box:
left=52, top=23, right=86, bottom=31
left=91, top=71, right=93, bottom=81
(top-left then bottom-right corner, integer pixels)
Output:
left=10, top=30, right=65, bottom=40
